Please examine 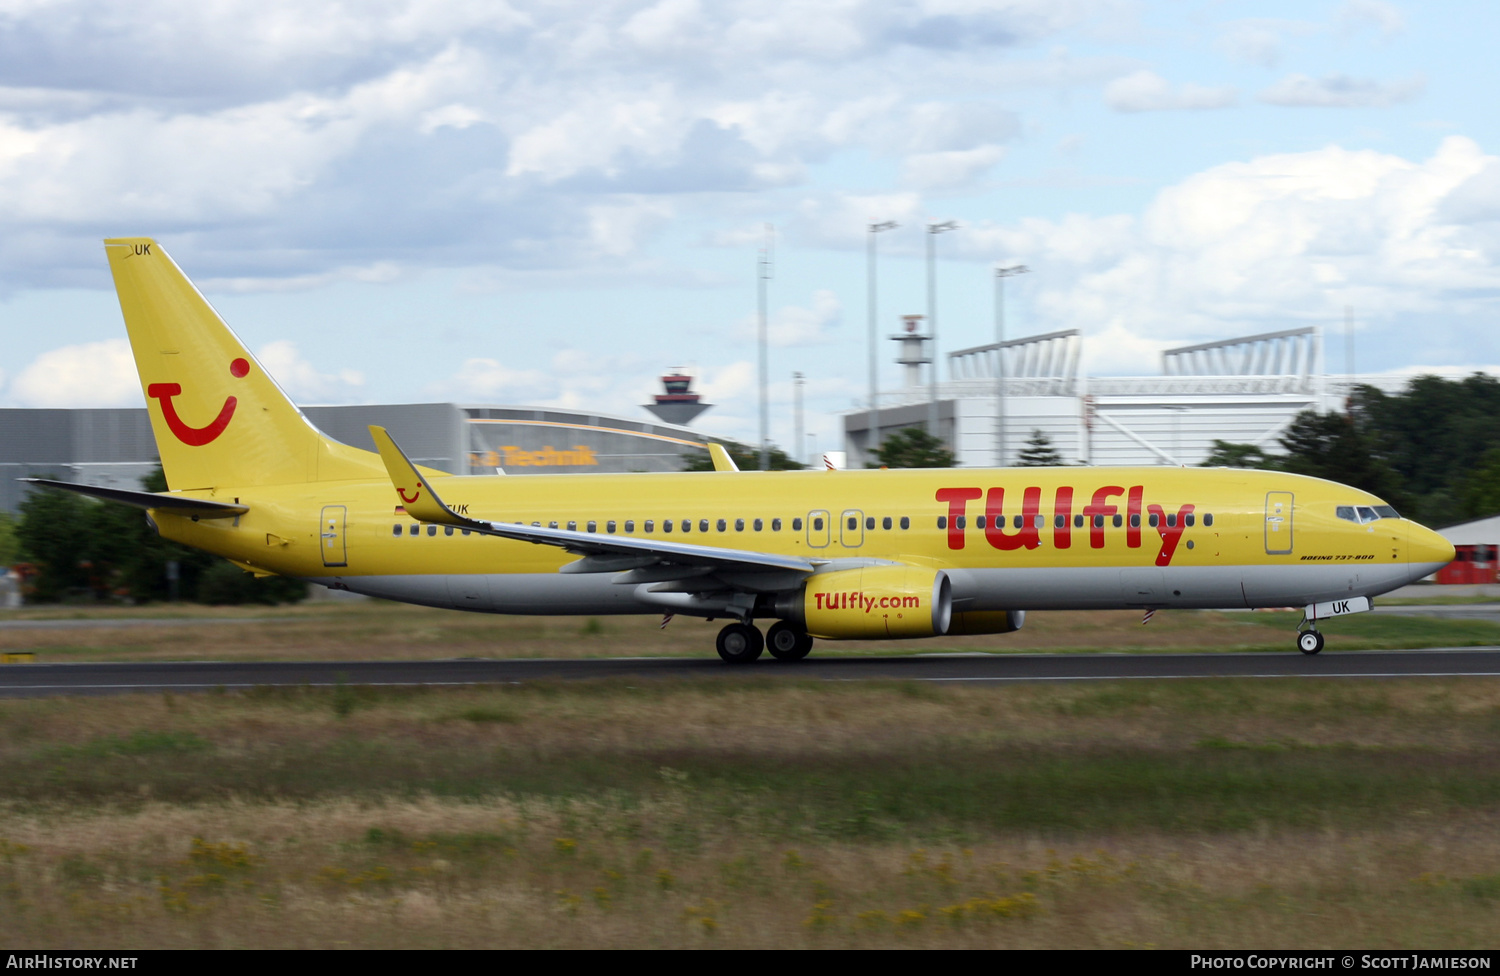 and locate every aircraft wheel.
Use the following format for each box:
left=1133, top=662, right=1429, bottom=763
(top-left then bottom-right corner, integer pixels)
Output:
left=1297, top=630, right=1324, bottom=655
left=716, top=623, right=764, bottom=664
left=766, top=621, right=813, bottom=662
